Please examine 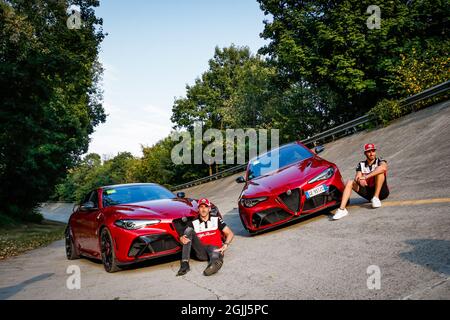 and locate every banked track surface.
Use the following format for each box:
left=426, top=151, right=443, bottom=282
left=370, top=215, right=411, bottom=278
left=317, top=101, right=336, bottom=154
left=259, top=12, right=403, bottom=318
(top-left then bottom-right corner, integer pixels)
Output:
left=2, top=99, right=449, bottom=300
